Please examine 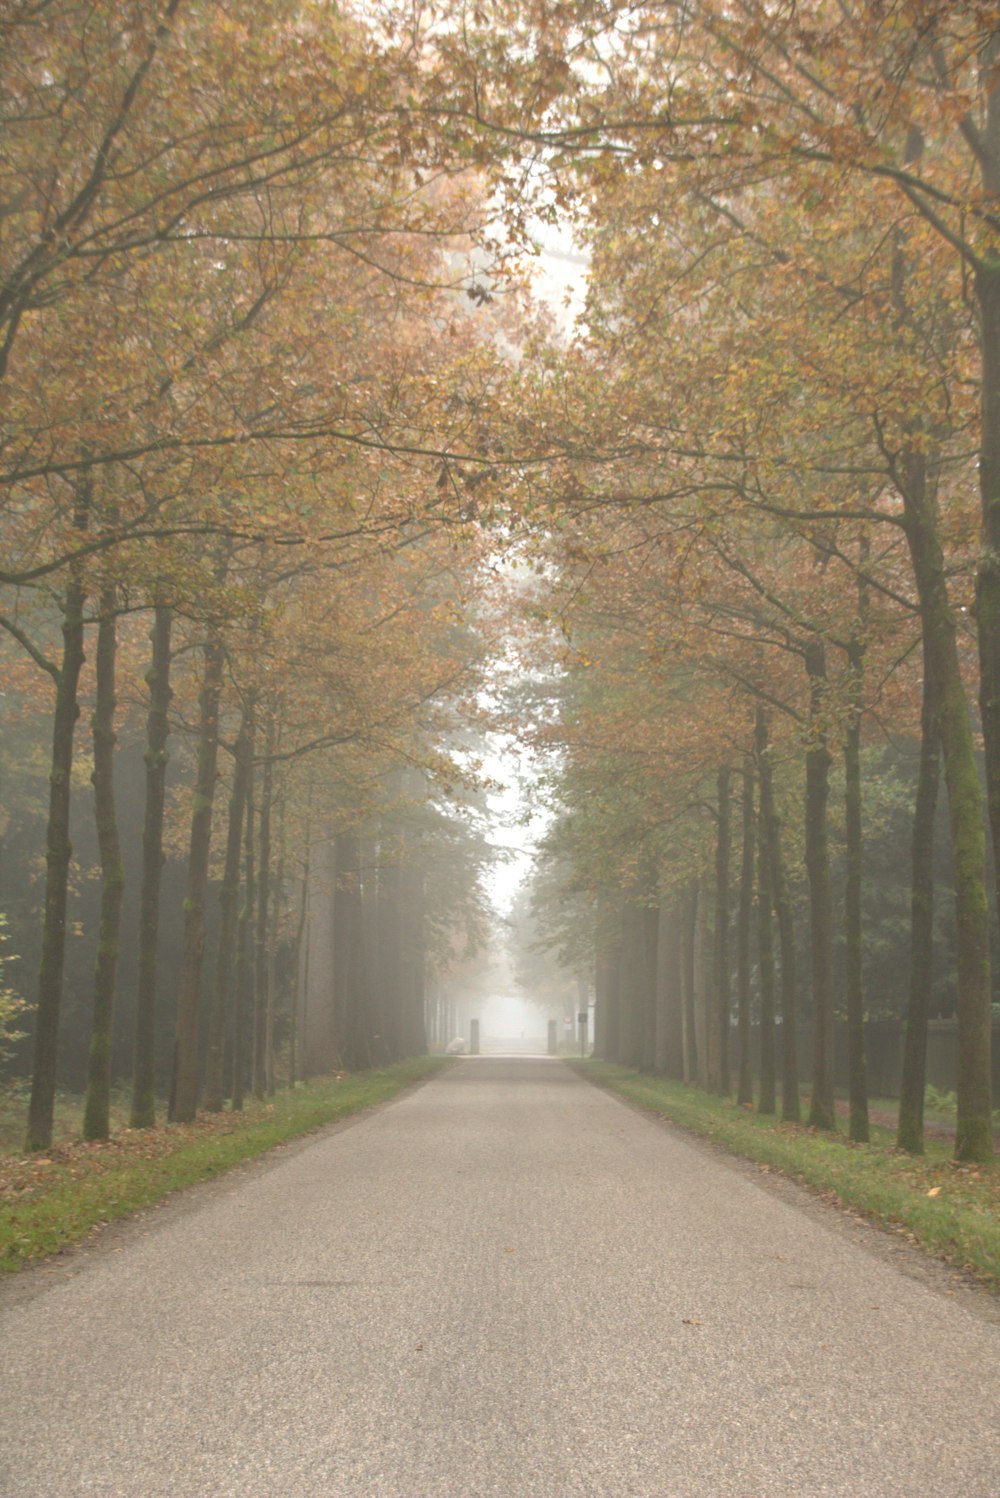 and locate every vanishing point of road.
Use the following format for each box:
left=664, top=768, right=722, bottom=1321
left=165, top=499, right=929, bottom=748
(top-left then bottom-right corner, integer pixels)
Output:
left=1, top=1057, right=998, bottom=1497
